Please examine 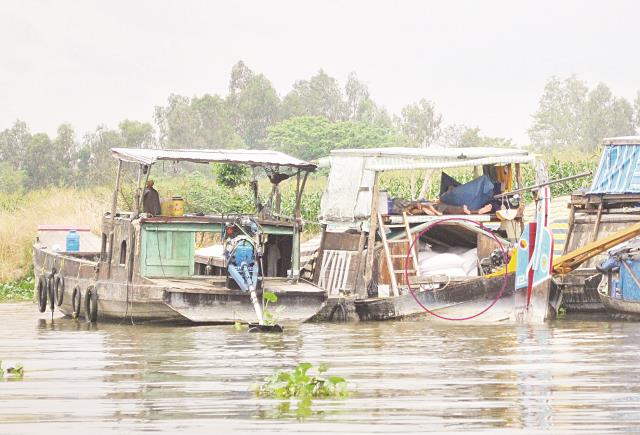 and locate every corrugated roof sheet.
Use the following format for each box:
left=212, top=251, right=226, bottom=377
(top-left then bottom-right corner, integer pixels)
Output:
left=590, top=143, right=640, bottom=194
left=111, top=148, right=317, bottom=171
left=602, top=136, right=640, bottom=146
left=328, top=146, right=535, bottom=171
